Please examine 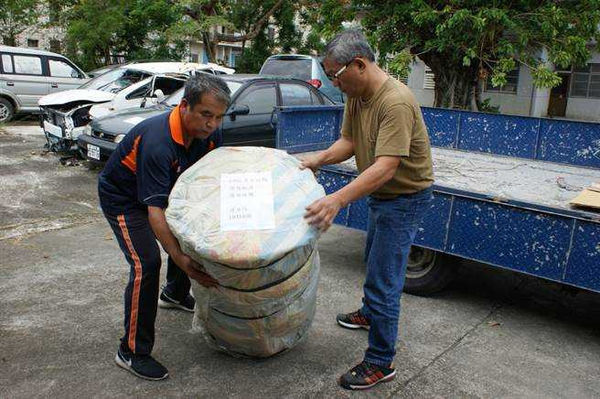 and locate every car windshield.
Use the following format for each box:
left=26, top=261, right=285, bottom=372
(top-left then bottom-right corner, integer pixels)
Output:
left=79, top=68, right=151, bottom=93
left=87, top=66, right=115, bottom=77
left=164, top=81, right=243, bottom=106
left=261, top=58, right=312, bottom=81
